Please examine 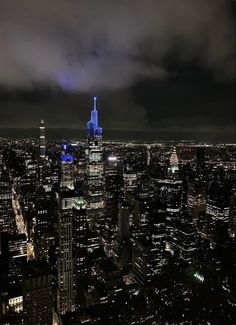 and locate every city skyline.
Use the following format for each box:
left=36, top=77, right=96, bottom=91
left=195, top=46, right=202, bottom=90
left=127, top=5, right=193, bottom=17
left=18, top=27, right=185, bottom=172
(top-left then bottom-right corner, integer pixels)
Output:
left=0, top=1, right=236, bottom=324
left=0, top=96, right=236, bottom=324
left=0, top=93, right=235, bottom=142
